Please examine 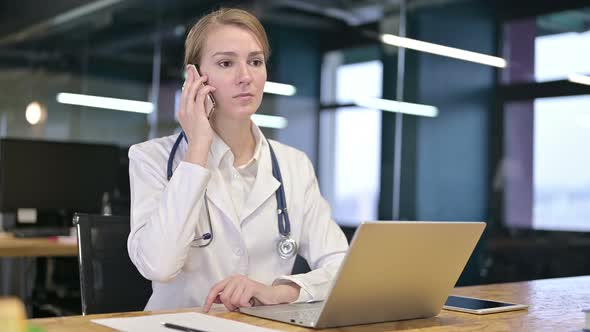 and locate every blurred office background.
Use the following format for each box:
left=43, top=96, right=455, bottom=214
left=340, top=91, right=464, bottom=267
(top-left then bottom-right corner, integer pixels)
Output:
left=1, top=0, right=590, bottom=318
